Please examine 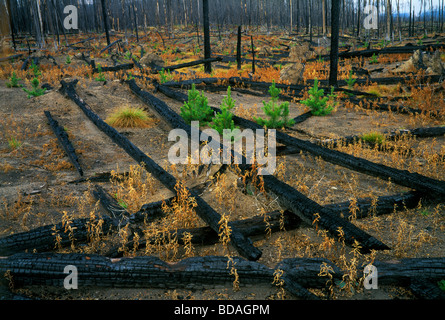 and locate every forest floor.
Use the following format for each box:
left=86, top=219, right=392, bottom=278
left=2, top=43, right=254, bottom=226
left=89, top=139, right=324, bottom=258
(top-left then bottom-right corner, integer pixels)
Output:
left=0, top=27, right=444, bottom=300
